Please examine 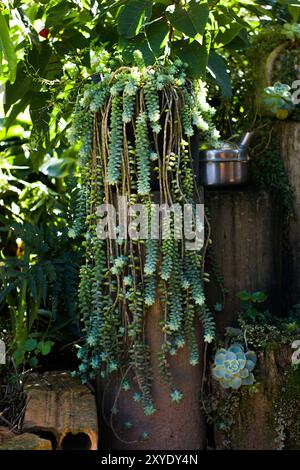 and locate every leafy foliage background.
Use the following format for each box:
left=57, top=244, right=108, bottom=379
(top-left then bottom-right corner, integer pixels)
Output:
left=0, top=0, right=298, bottom=366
